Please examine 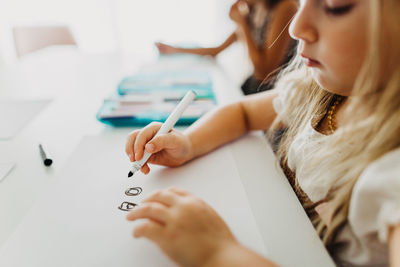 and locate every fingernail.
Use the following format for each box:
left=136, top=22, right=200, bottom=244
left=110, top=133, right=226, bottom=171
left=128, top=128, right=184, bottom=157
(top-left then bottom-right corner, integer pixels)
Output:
left=145, top=144, right=155, bottom=152
left=135, top=152, right=139, bottom=159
